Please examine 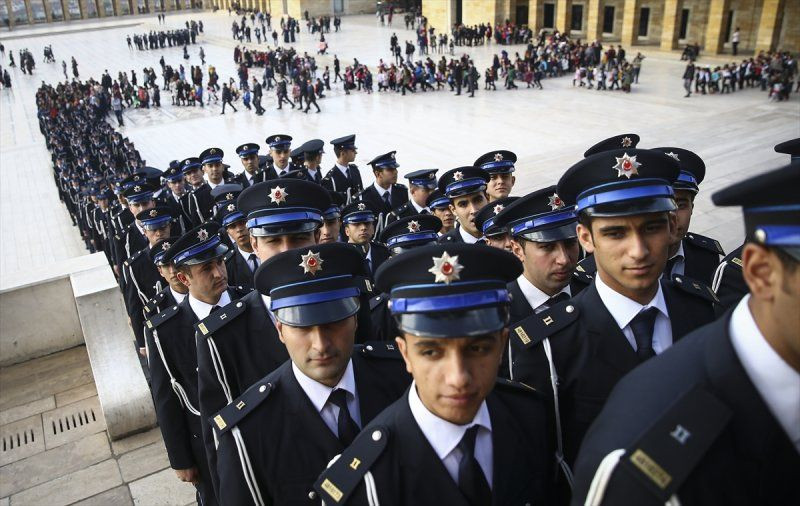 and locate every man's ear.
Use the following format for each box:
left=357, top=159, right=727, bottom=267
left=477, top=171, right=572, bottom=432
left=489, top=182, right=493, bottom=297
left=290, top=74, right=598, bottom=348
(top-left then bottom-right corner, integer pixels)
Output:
left=577, top=223, right=595, bottom=254
left=275, top=321, right=285, bottom=343
left=742, top=243, right=776, bottom=302
left=510, top=238, right=526, bottom=263
left=395, top=336, right=413, bottom=375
